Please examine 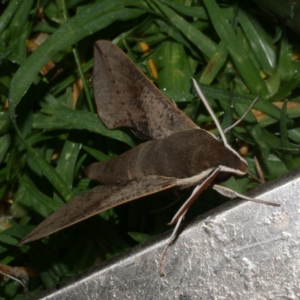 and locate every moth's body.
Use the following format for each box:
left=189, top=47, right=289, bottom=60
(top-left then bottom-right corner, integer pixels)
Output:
left=86, top=129, right=247, bottom=185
